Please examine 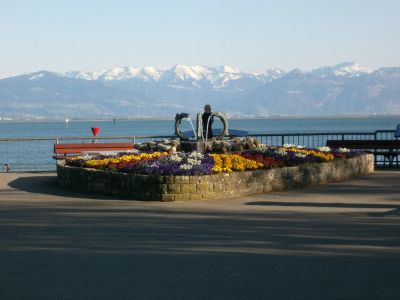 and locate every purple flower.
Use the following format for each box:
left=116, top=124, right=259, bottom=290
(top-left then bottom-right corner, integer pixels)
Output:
left=121, top=152, right=213, bottom=175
